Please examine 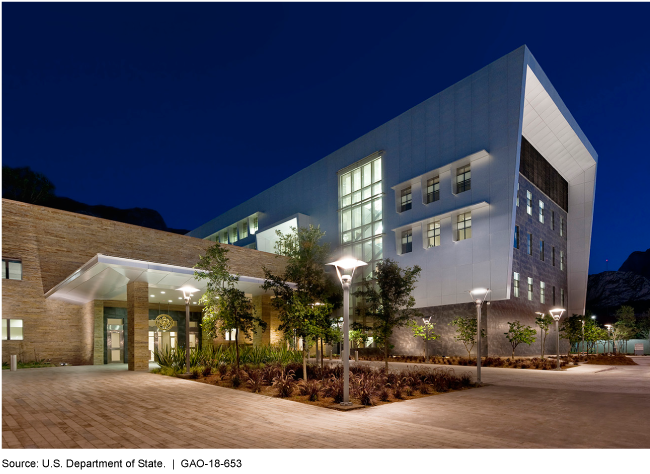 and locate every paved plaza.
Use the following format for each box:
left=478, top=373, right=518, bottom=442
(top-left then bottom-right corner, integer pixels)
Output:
left=2, top=358, right=649, bottom=449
